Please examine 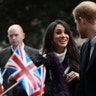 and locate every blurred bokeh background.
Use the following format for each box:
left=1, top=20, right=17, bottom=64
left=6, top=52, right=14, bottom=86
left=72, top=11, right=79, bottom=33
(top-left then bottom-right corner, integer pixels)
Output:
left=0, top=0, right=95, bottom=50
